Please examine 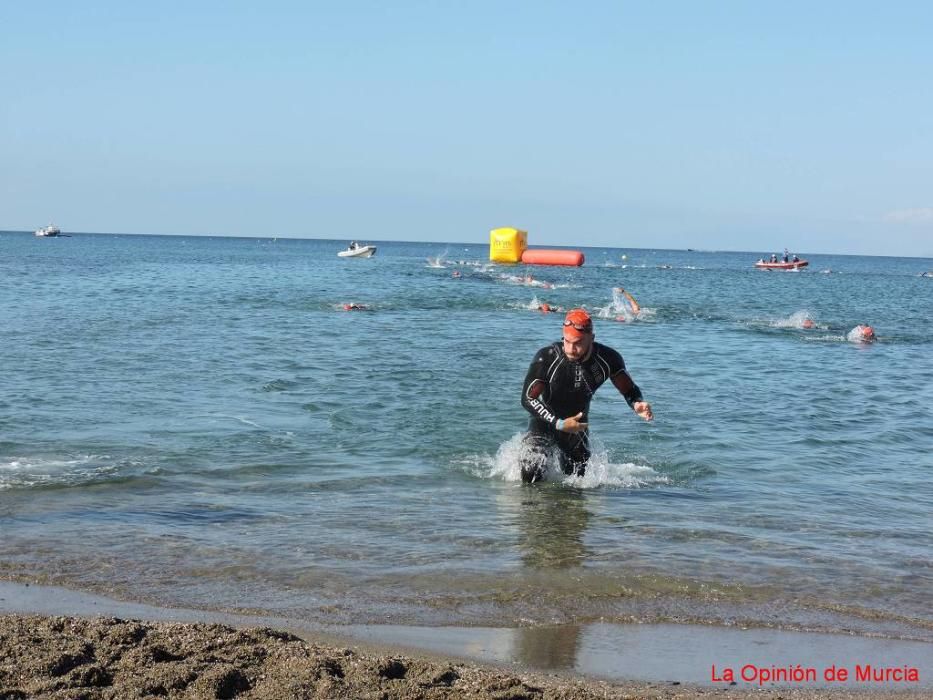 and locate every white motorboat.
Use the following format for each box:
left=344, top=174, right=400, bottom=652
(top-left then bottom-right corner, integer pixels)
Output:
left=337, top=241, right=377, bottom=258
left=35, top=225, right=62, bottom=237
